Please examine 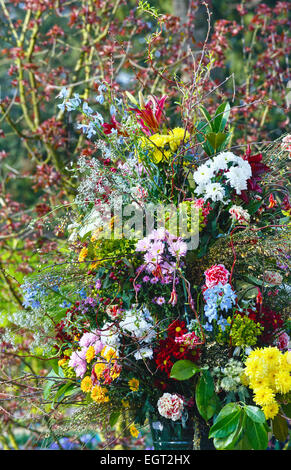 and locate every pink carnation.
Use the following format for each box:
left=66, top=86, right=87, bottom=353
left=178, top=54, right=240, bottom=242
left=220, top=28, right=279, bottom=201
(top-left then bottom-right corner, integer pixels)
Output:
left=264, top=271, right=283, bottom=286
left=276, top=332, right=290, bottom=350
left=281, top=134, right=291, bottom=154
left=157, top=393, right=184, bottom=421
left=204, top=264, right=230, bottom=288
